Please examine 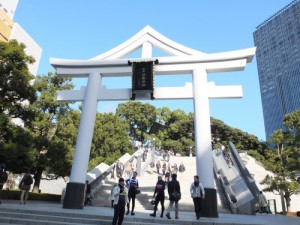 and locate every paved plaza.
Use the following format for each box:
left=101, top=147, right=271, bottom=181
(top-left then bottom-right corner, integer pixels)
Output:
left=0, top=200, right=300, bottom=225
